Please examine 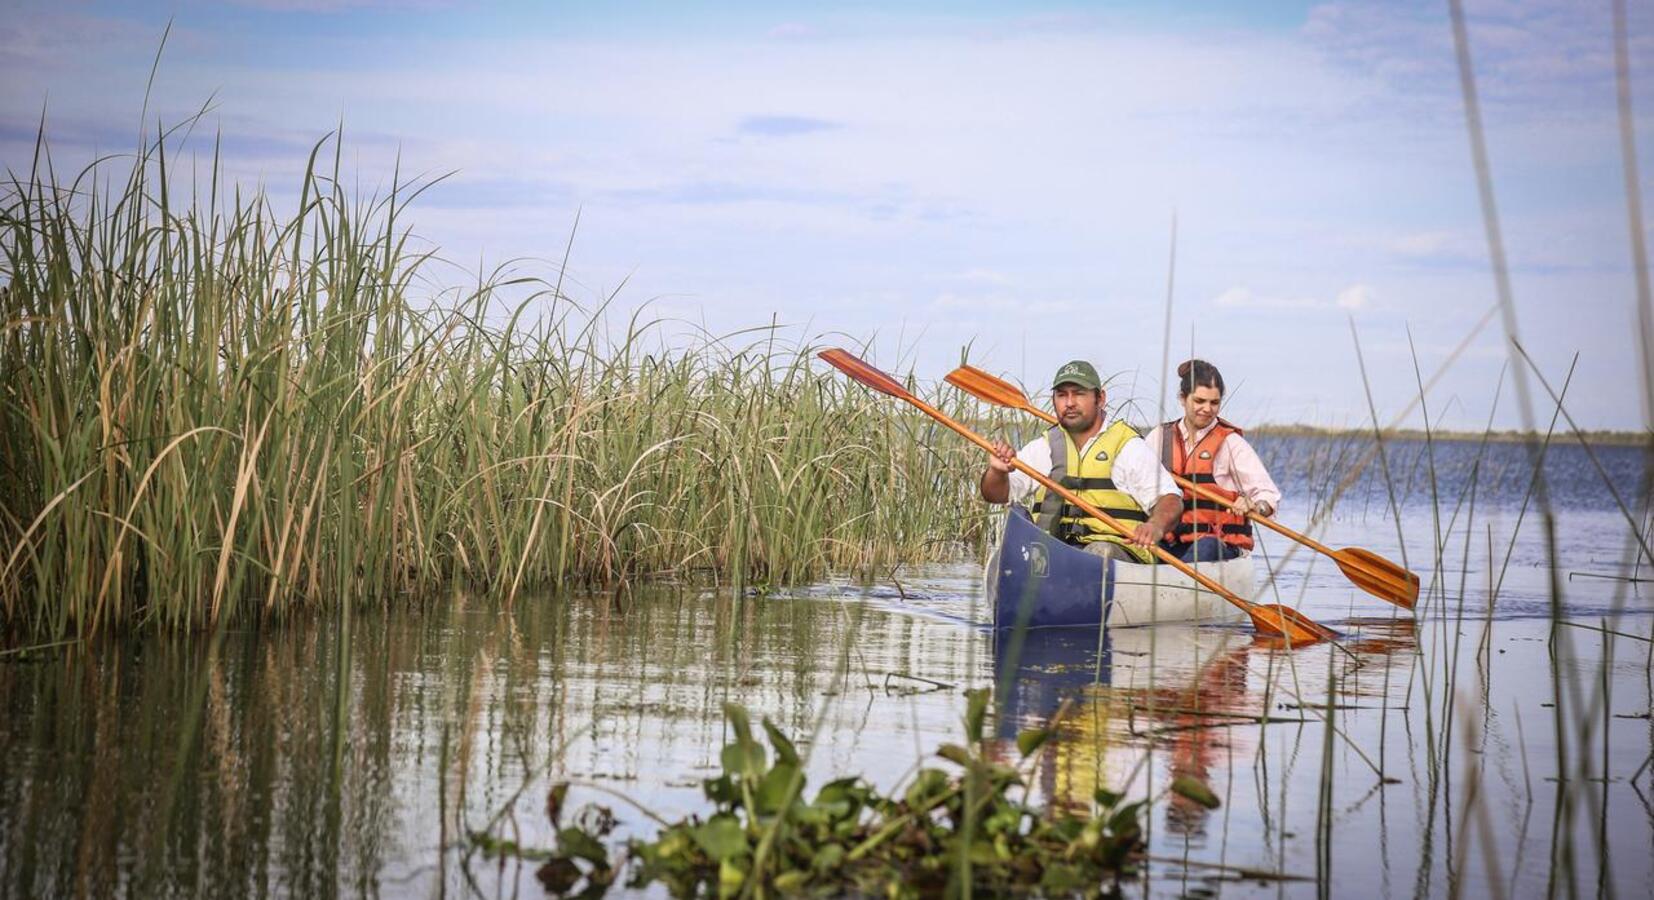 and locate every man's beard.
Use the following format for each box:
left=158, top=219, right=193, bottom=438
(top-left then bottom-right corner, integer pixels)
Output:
left=1062, top=411, right=1098, bottom=435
